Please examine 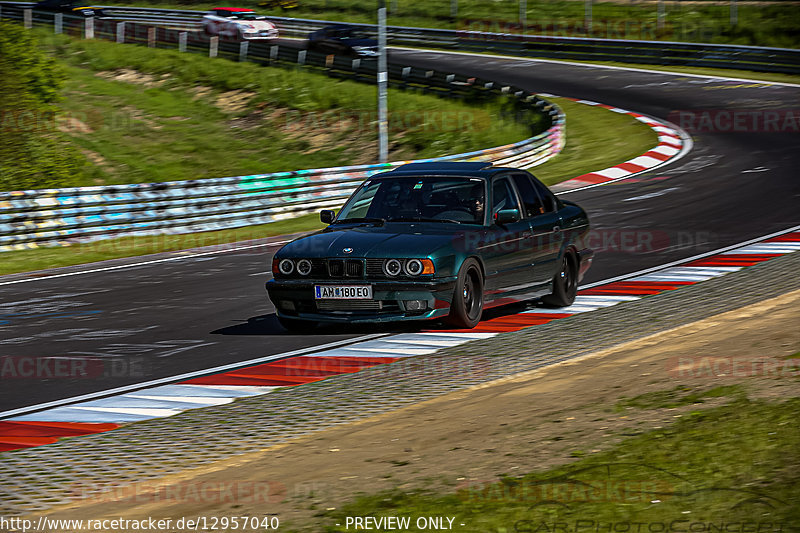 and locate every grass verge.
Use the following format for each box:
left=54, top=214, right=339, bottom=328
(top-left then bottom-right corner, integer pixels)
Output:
left=321, top=395, right=800, bottom=530
left=615, top=384, right=745, bottom=410
left=533, top=96, right=658, bottom=186
left=36, top=30, right=536, bottom=186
